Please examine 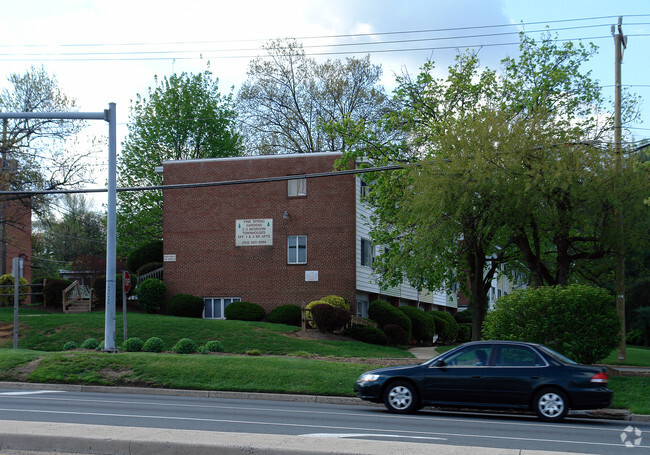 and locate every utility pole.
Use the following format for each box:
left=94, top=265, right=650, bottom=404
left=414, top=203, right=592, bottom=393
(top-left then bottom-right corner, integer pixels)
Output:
left=612, top=17, right=627, bottom=361
left=1, top=119, right=7, bottom=276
